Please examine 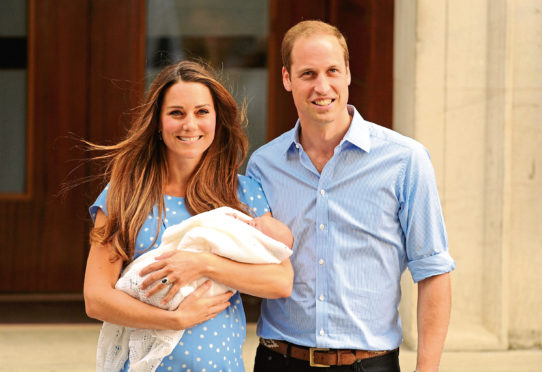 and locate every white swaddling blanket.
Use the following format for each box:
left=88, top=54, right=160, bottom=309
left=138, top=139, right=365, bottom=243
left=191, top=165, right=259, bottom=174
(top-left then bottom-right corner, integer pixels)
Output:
left=96, top=207, right=292, bottom=372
